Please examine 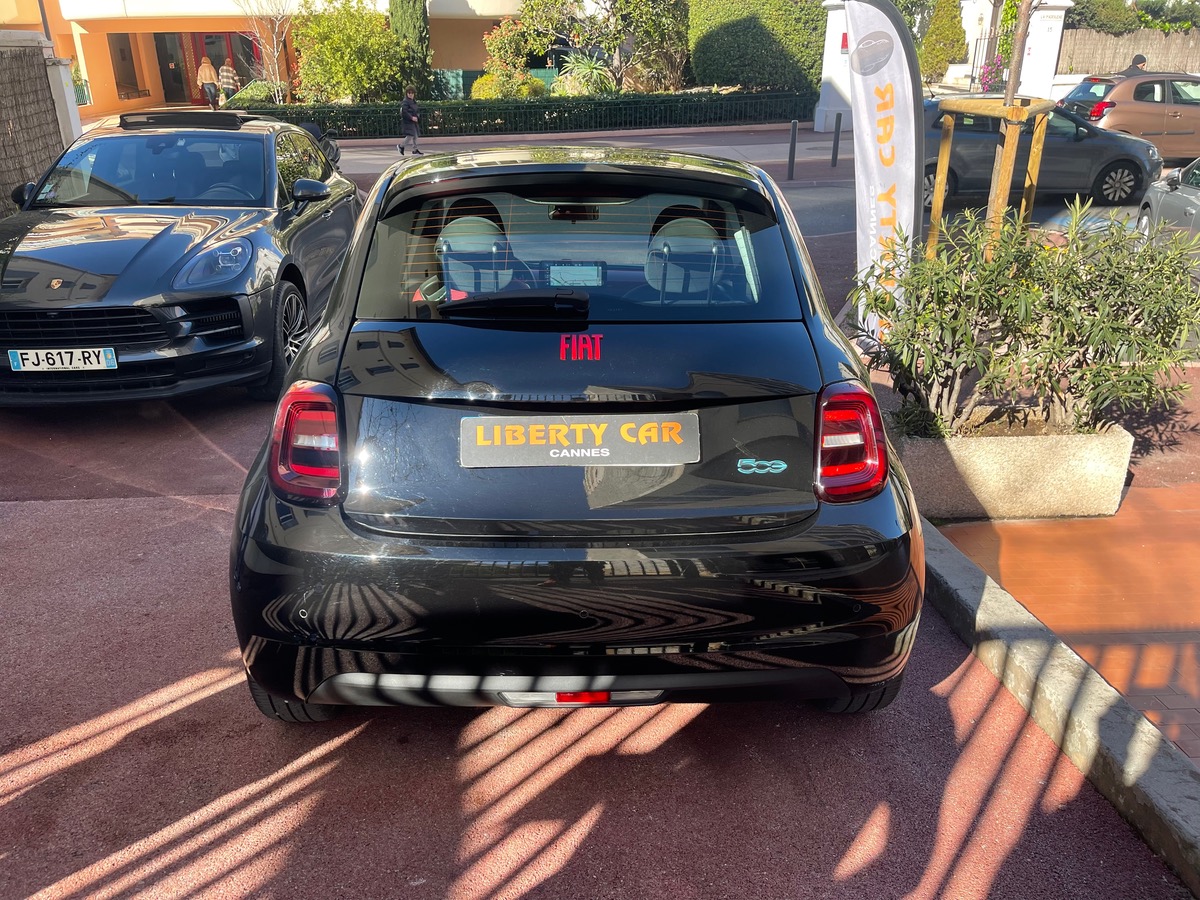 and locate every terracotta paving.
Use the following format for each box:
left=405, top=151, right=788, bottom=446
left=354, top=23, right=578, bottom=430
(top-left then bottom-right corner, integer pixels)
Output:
left=940, top=481, right=1200, bottom=762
